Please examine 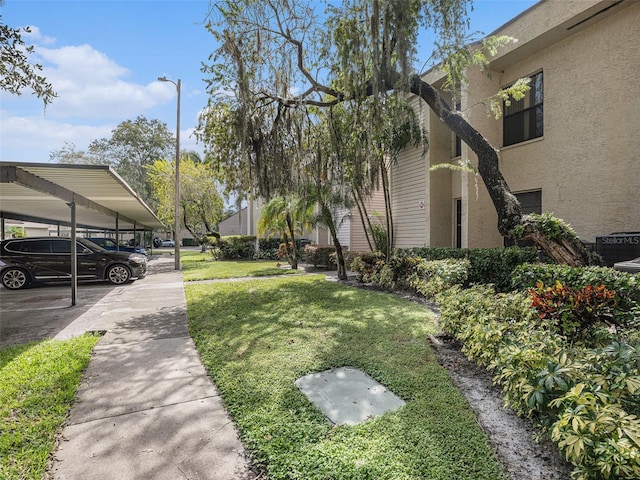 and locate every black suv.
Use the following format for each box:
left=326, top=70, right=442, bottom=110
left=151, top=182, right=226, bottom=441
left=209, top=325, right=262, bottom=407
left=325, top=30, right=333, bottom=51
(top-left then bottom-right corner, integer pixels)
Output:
left=0, top=237, right=147, bottom=290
